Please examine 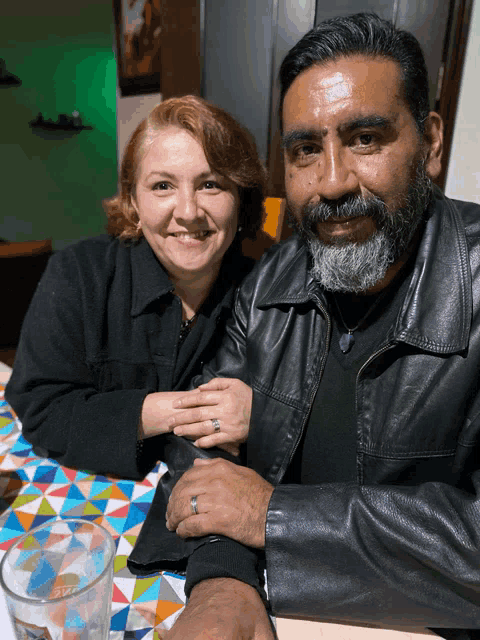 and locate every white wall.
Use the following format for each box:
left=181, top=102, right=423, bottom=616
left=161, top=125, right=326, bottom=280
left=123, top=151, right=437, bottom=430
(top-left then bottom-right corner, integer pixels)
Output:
left=116, top=91, right=162, bottom=167
left=444, top=0, right=480, bottom=203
